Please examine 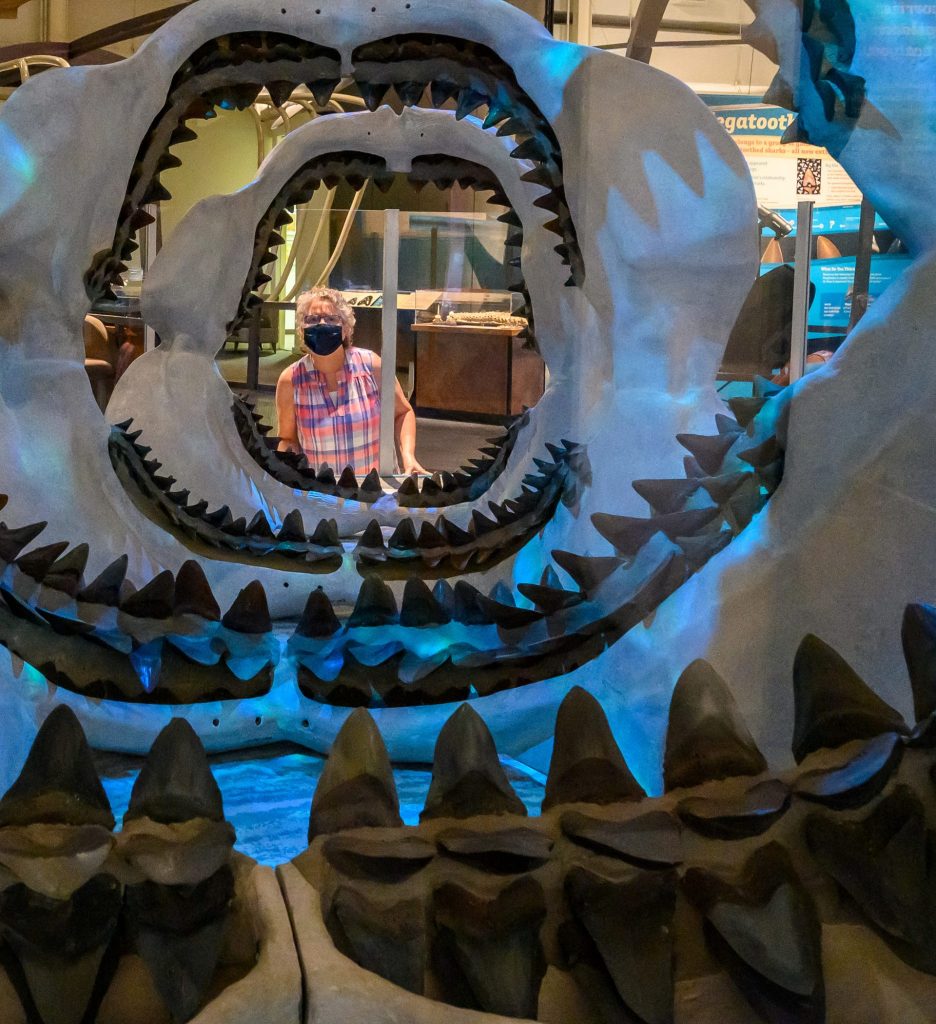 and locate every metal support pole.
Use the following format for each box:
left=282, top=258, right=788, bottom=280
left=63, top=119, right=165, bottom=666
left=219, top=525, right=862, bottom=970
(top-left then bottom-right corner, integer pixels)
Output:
left=247, top=304, right=261, bottom=391
left=789, top=200, right=814, bottom=385
left=848, top=196, right=876, bottom=332
left=379, top=209, right=401, bottom=476
left=142, top=204, right=159, bottom=352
